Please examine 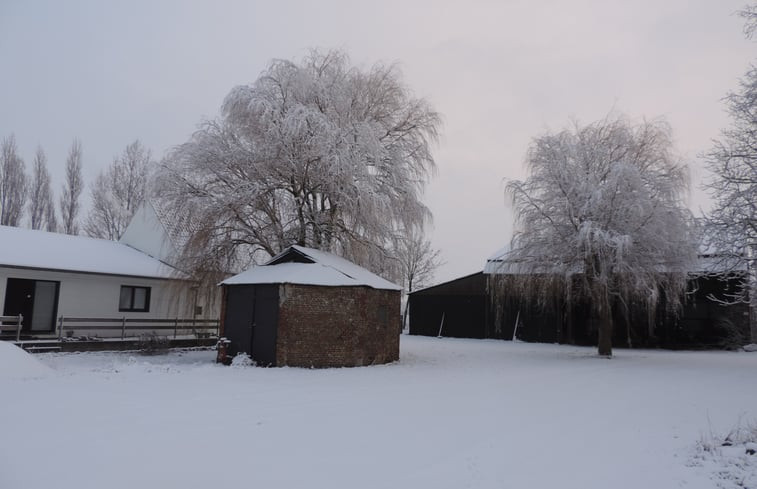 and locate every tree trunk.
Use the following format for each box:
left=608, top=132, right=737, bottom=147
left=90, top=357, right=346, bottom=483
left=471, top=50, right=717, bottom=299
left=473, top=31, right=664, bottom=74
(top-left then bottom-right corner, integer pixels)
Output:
left=597, top=293, right=613, bottom=357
